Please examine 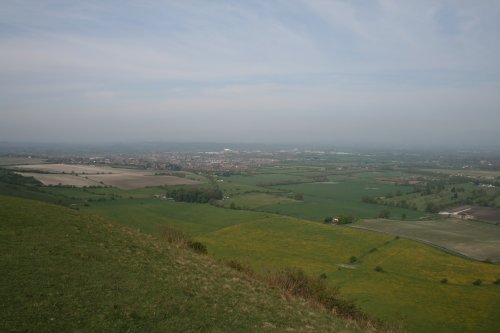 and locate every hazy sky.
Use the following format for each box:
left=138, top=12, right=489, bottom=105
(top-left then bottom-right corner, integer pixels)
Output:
left=1, top=1, right=499, bottom=148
